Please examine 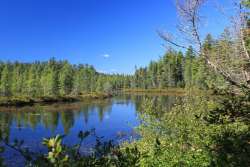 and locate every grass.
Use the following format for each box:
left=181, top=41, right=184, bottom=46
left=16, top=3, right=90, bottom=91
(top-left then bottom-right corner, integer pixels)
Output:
left=122, top=87, right=215, bottom=97
left=0, top=92, right=112, bottom=107
left=122, top=88, right=186, bottom=96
